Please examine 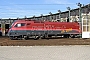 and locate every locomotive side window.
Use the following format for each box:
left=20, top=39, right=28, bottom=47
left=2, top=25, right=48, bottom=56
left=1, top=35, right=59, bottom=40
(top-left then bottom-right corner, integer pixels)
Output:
left=15, top=23, right=26, bottom=27
left=21, top=23, right=26, bottom=26
left=27, top=23, right=31, bottom=25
